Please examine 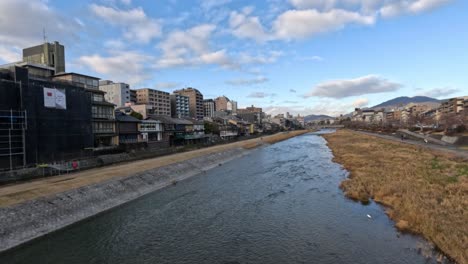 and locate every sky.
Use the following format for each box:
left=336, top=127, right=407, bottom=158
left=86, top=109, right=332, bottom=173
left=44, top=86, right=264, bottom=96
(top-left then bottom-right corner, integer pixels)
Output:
left=0, top=0, right=466, bottom=116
